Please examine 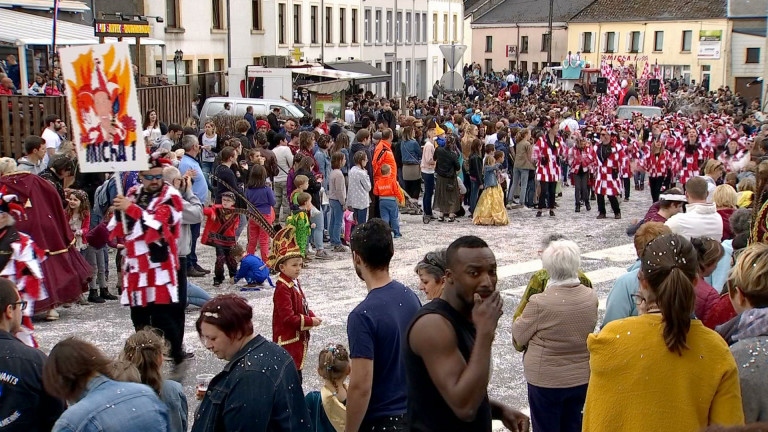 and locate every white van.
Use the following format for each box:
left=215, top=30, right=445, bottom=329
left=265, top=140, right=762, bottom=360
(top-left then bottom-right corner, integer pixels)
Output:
left=199, top=97, right=309, bottom=125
